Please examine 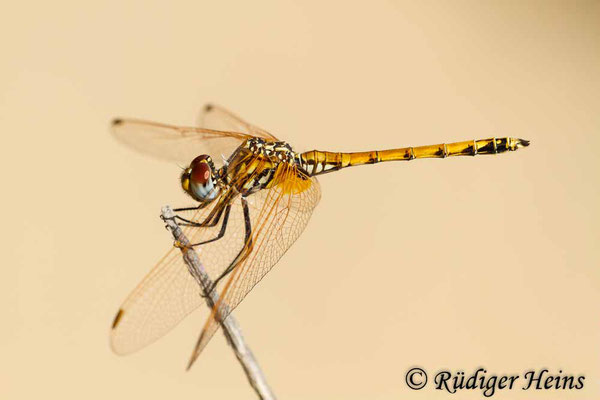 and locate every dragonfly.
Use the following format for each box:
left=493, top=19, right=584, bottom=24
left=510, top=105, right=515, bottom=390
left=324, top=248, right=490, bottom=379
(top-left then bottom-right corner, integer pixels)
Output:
left=110, top=104, right=530, bottom=369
